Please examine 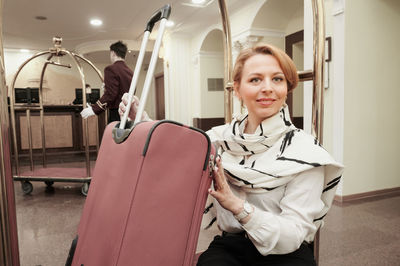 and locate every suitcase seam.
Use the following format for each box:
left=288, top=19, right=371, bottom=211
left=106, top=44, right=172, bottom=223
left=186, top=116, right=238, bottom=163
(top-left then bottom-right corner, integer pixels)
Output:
left=143, top=120, right=212, bottom=171
left=114, top=155, right=146, bottom=266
